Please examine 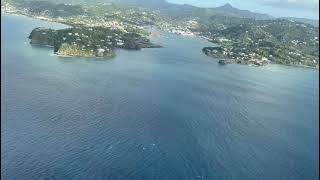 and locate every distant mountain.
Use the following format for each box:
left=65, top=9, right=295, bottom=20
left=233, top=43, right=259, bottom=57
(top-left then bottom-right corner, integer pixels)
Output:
left=113, top=0, right=172, bottom=9
left=7, top=0, right=319, bottom=26
left=279, top=17, right=319, bottom=27
left=213, top=3, right=273, bottom=20
left=111, top=1, right=275, bottom=20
